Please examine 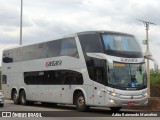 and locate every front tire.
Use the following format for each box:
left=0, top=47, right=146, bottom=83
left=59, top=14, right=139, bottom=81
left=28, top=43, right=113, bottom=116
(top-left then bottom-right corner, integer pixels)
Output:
left=19, top=91, right=27, bottom=105
left=76, top=92, right=89, bottom=112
